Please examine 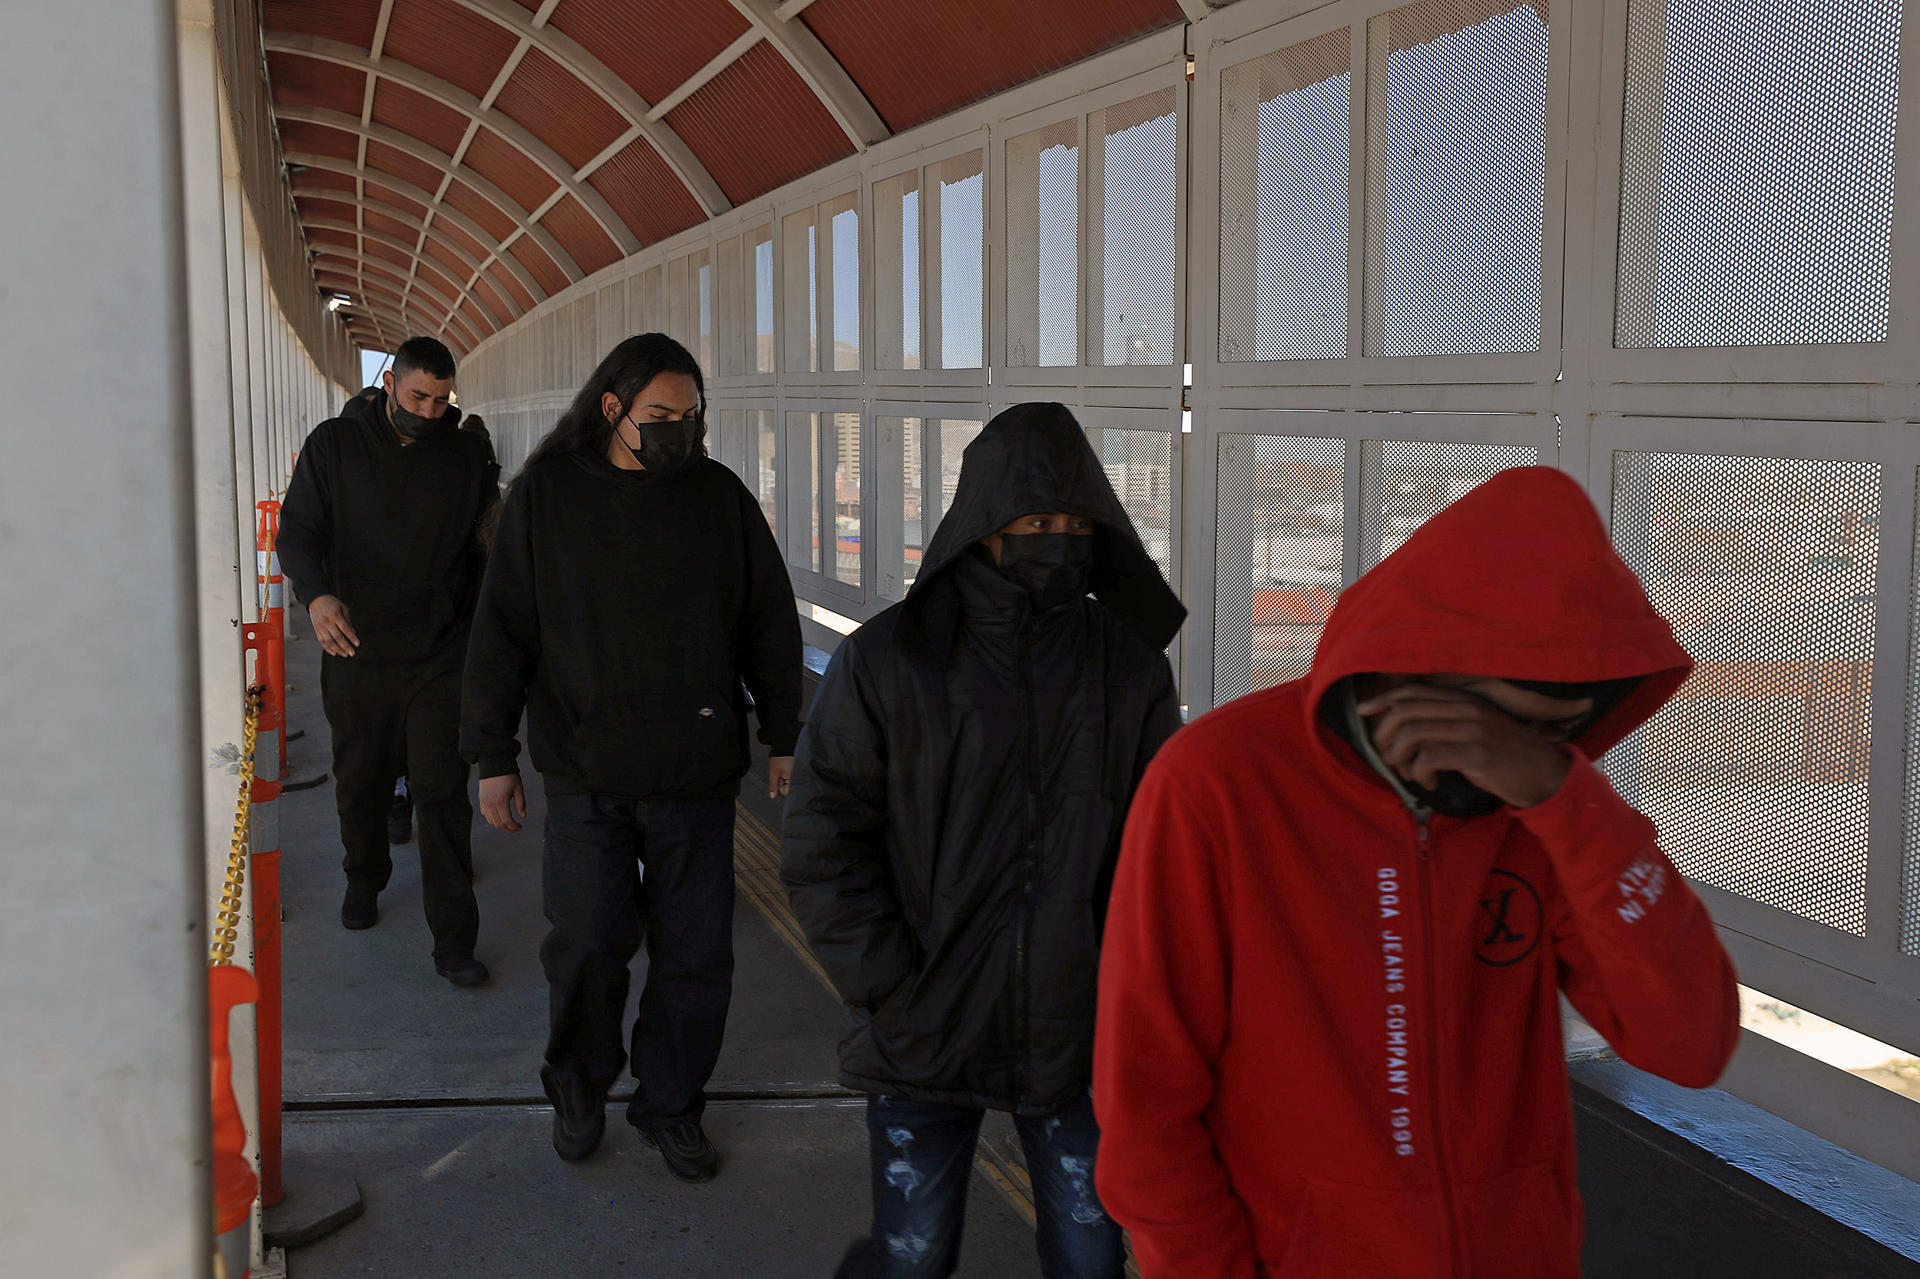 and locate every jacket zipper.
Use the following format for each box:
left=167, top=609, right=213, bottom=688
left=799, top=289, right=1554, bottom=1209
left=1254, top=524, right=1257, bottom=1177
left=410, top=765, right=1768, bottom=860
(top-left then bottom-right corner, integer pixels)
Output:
left=1014, top=619, right=1037, bottom=1106
left=1414, top=812, right=1466, bottom=1279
